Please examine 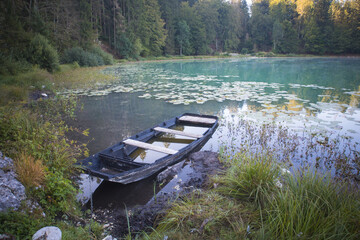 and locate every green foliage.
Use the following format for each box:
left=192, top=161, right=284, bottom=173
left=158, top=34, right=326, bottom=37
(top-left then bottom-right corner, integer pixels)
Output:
left=0, top=85, right=27, bottom=105
left=0, top=211, right=47, bottom=240
left=27, top=34, right=60, bottom=72
left=240, top=48, right=249, bottom=54
left=0, top=54, right=32, bottom=76
left=0, top=68, right=54, bottom=106
left=58, top=221, right=103, bottom=240
left=156, top=191, right=253, bottom=239
left=33, top=171, right=78, bottom=217
left=151, top=147, right=360, bottom=239
left=218, top=152, right=280, bottom=207
left=89, top=46, right=114, bottom=65
left=175, top=20, right=191, bottom=55
left=1, top=0, right=360, bottom=66
left=250, top=0, right=273, bottom=51
left=0, top=211, right=102, bottom=240
left=62, top=47, right=105, bottom=67
left=115, top=34, right=134, bottom=59
left=264, top=171, right=360, bottom=239
left=0, top=99, right=86, bottom=217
